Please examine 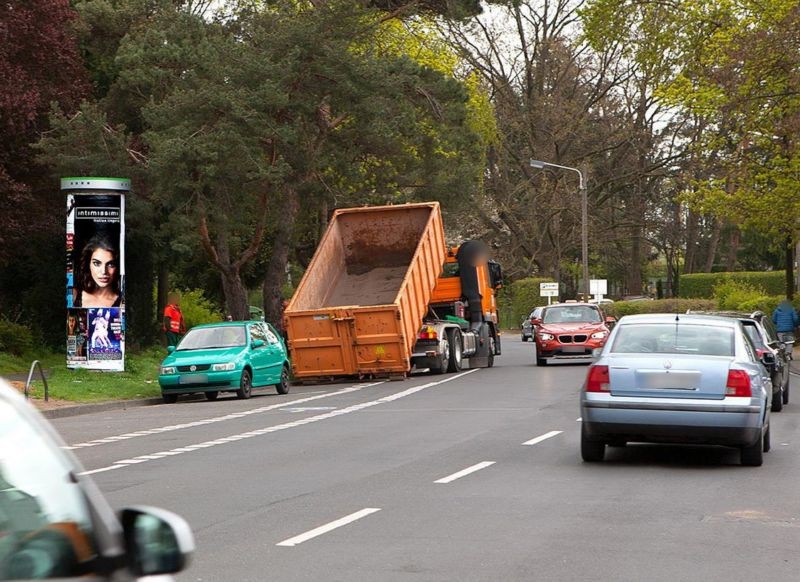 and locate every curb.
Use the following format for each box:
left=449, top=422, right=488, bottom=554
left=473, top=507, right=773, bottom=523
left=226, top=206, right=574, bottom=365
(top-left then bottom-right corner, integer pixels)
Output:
left=40, top=397, right=166, bottom=419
